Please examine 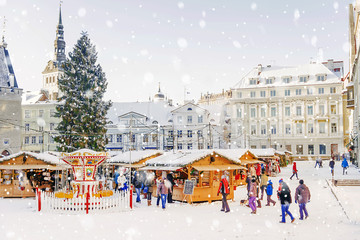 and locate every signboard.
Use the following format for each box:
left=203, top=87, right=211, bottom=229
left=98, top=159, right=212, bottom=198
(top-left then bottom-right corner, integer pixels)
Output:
left=183, top=179, right=195, bottom=195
